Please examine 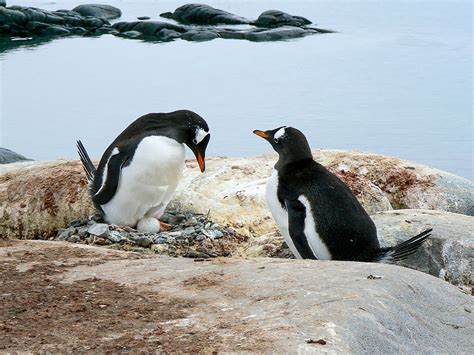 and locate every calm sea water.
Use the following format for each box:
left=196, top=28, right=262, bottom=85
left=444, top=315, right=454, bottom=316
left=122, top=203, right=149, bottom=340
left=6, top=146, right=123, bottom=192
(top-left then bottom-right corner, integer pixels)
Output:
left=0, top=0, right=472, bottom=179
